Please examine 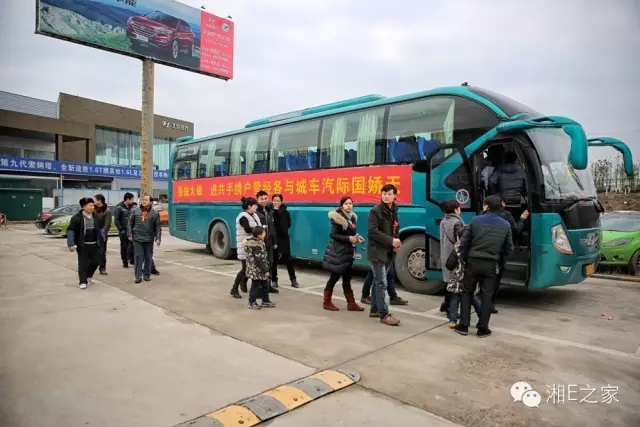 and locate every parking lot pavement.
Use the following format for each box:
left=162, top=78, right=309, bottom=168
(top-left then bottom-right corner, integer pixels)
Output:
left=3, top=225, right=640, bottom=427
